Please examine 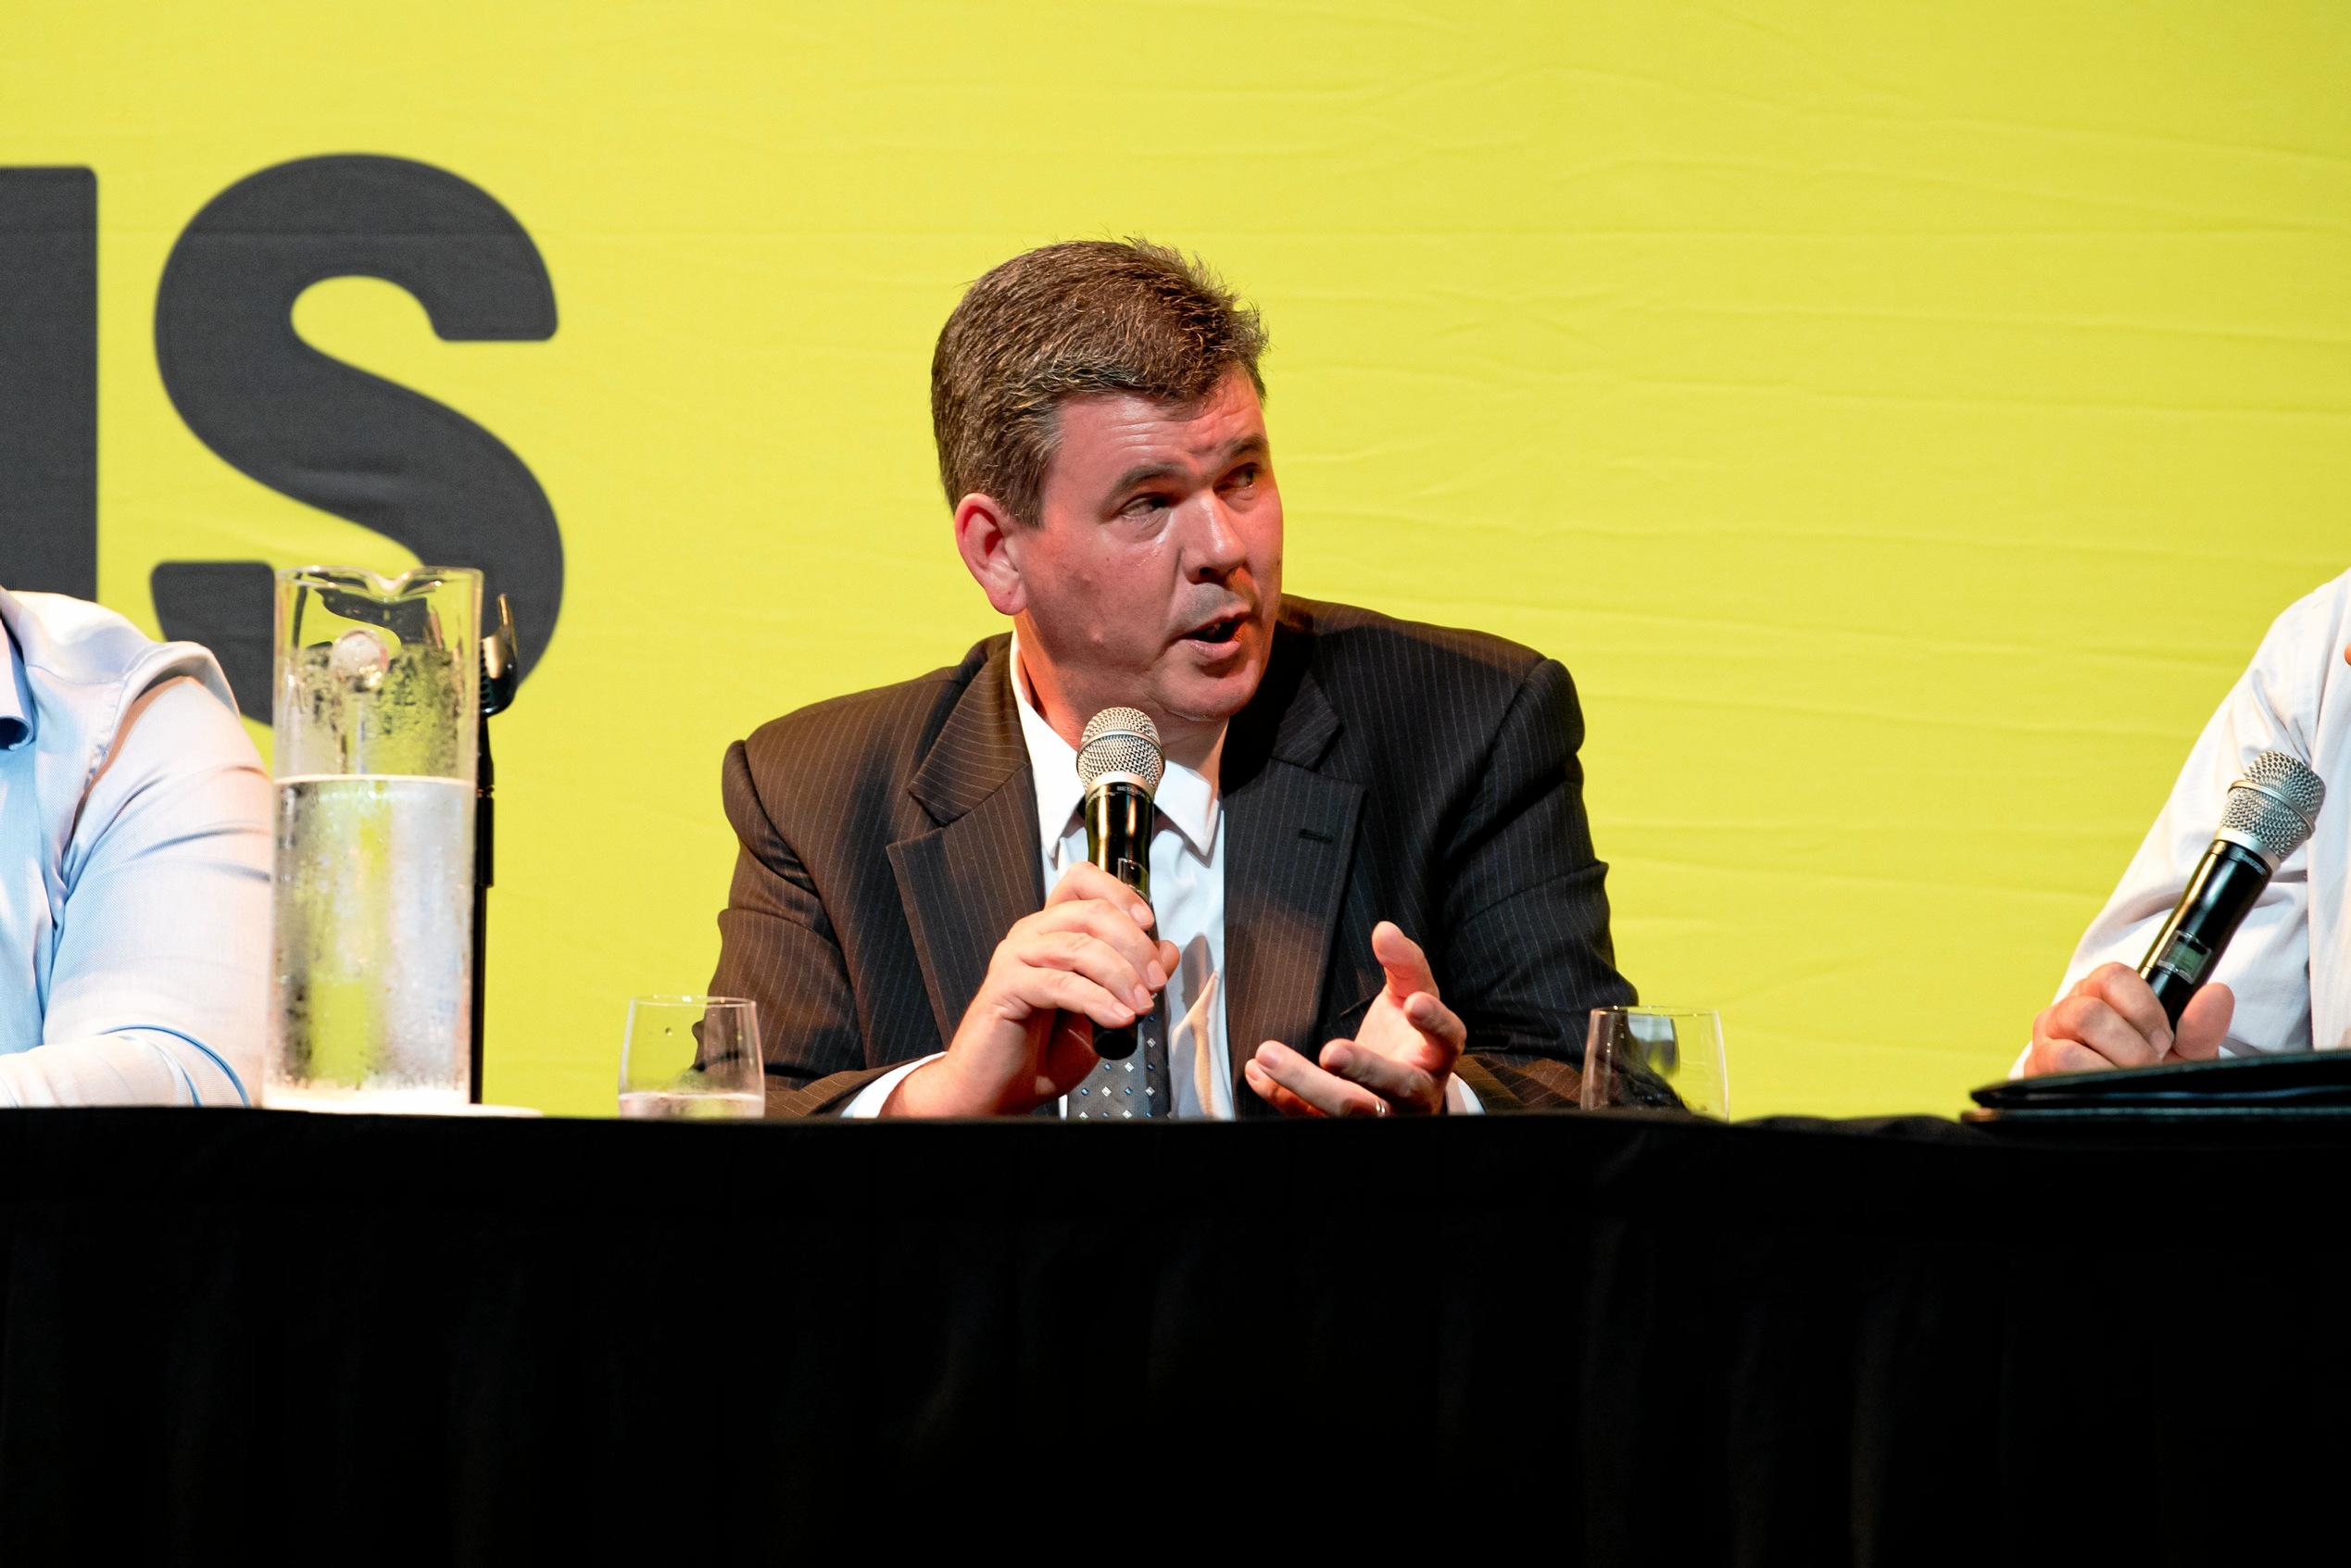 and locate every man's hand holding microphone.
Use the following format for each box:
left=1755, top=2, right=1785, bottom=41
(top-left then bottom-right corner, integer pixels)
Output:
left=2027, top=964, right=2232, bottom=1075
left=2022, top=749, right=2322, bottom=1078
left=883, top=860, right=1177, bottom=1117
